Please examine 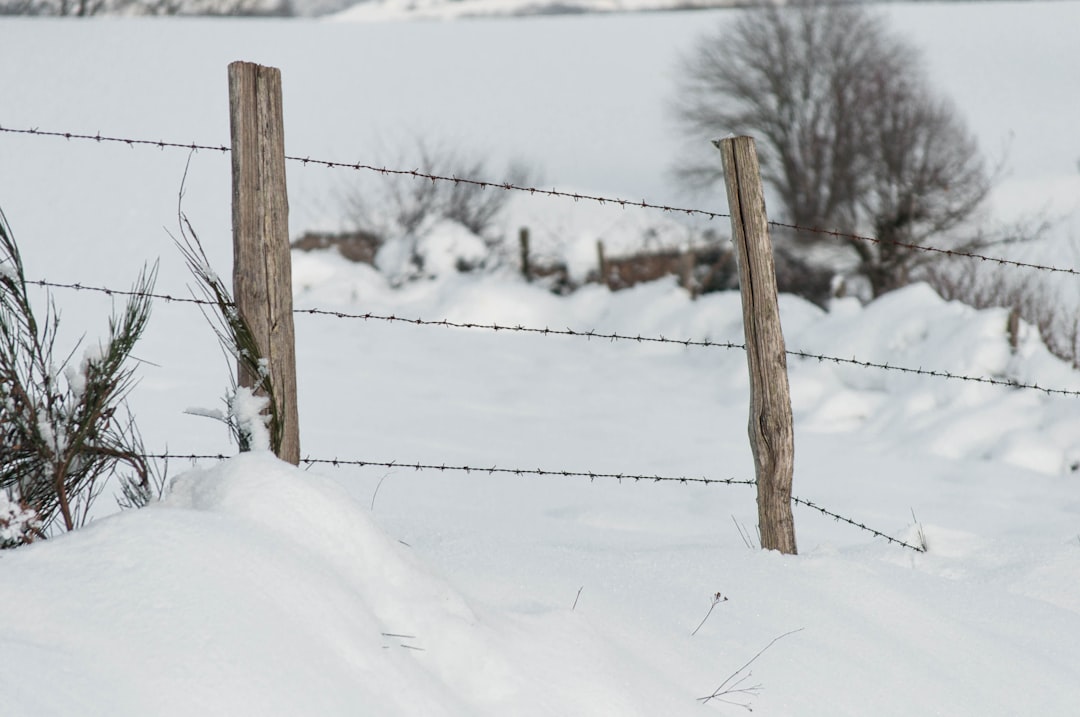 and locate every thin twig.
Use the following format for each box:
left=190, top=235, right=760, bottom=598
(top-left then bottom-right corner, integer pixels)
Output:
left=691, top=592, right=728, bottom=636
left=370, top=472, right=391, bottom=511
left=699, top=628, right=805, bottom=706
